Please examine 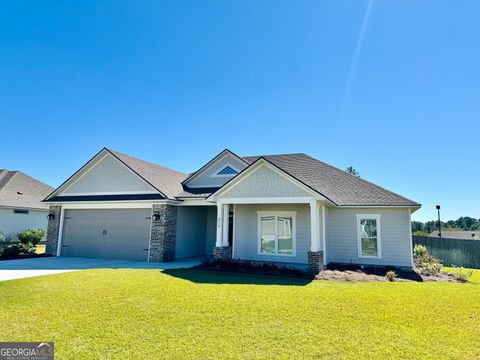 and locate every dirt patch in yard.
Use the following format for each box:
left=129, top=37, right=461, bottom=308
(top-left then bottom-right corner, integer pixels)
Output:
left=316, top=264, right=460, bottom=282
